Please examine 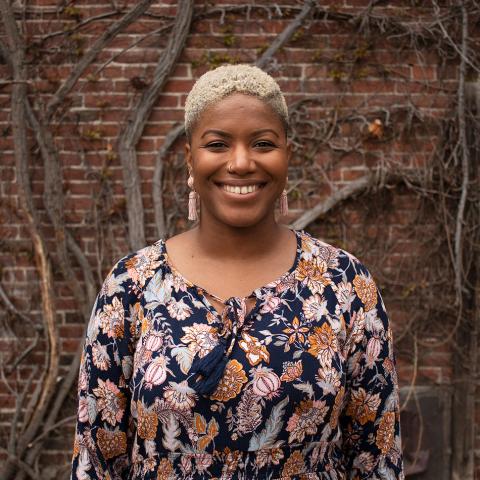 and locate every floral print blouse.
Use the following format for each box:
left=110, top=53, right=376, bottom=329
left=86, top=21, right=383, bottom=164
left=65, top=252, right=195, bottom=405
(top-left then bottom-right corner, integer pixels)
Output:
left=70, top=229, right=404, bottom=480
